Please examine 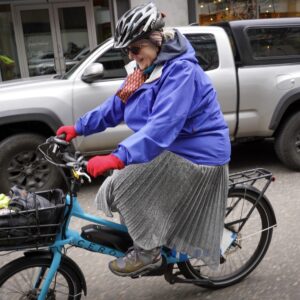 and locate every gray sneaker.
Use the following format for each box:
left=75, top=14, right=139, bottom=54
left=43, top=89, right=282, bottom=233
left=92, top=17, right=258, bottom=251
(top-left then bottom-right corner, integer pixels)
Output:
left=108, top=246, right=162, bottom=277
